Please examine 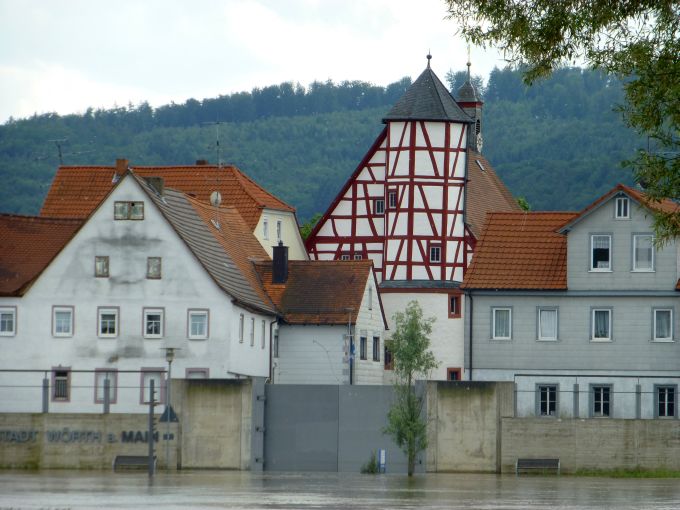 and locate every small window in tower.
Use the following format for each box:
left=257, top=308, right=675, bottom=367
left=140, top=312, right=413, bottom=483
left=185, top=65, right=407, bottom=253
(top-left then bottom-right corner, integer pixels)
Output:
left=429, top=243, right=441, bottom=263
left=388, top=189, right=397, bottom=209
left=475, top=119, right=481, bottom=135
left=340, top=253, right=350, bottom=261
left=374, top=199, right=385, bottom=215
